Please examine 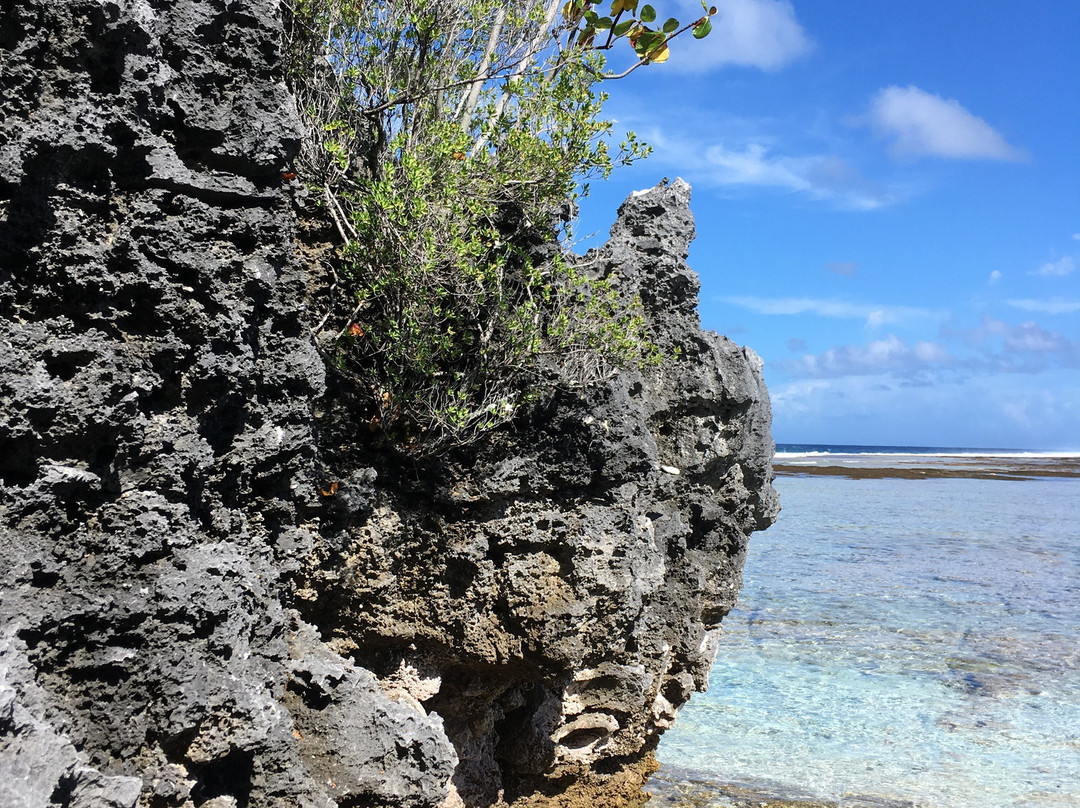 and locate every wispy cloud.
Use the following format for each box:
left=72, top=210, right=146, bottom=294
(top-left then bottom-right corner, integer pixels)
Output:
left=668, top=0, right=812, bottom=73
left=1030, top=256, right=1075, bottom=277
left=1001, top=322, right=1073, bottom=354
left=1008, top=298, right=1080, bottom=315
left=988, top=270, right=1002, bottom=285
left=769, top=373, right=1079, bottom=450
left=703, top=142, right=810, bottom=188
left=650, top=136, right=898, bottom=210
left=966, top=316, right=1060, bottom=351
left=781, top=317, right=1080, bottom=382
left=961, top=316, right=1080, bottom=371
left=780, top=334, right=952, bottom=378
left=769, top=379, right=835, bottom=417
left=717, top=295, right=941, bottom=326
left=859, top=85, right=1028, bottom=162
